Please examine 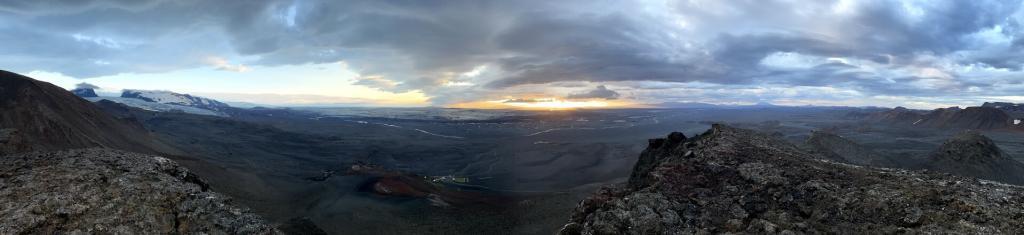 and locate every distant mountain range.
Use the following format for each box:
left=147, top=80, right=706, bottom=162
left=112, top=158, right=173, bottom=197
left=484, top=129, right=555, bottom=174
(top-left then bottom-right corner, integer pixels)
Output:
left=70, top=87, right=233, bottom=117
left=655, top=101, right=783, bottom=109
left=655, top=102, right=722, bottom=109
left=121, top=89, right=231, bottom=111
left=654, top=101, right=872, bottom=110
left=982, top=102, right=1024, bottom=113
left=862, top=105, right=1023, bottom=130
